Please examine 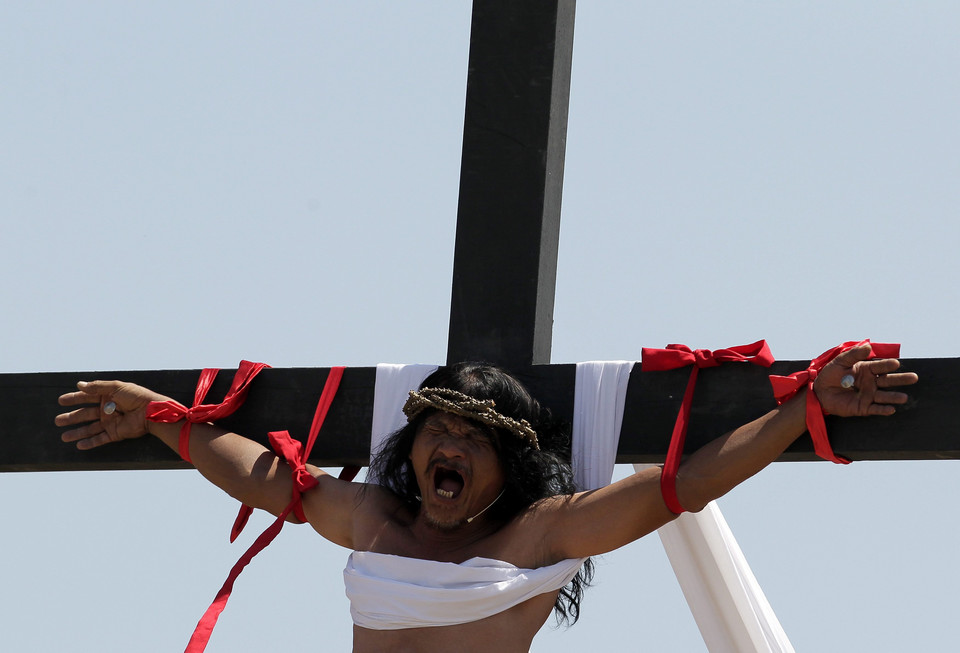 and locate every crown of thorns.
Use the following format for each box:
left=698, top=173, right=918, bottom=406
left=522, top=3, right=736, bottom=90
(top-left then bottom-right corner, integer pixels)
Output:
left=402, top=387, right=540, bottom=450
